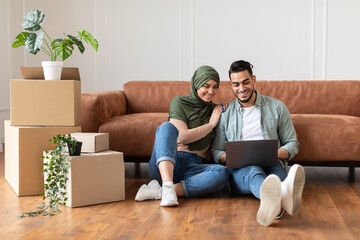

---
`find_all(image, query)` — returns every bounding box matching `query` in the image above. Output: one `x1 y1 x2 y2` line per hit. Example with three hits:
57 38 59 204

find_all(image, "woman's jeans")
148 122 229 197
228 162 287 199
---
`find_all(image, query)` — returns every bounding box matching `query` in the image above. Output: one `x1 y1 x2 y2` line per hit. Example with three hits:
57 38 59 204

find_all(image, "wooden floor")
0 150 359 240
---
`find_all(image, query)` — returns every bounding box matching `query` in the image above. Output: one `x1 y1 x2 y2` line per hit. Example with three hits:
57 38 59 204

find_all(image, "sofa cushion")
256 81 360 116
99 113 168 158
124 81 191 114
292 114 360 162
124 80 360 117
99 112 360 161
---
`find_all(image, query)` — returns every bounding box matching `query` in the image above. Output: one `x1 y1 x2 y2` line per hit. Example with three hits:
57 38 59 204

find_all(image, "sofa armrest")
81 90 126 132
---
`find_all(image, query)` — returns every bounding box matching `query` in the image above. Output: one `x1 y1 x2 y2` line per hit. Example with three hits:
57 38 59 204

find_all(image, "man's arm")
277 103 299 160
211 115 227 164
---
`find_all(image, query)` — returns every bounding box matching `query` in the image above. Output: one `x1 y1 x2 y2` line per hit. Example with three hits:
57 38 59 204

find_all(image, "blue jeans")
148 122 229 197
228 162 287 199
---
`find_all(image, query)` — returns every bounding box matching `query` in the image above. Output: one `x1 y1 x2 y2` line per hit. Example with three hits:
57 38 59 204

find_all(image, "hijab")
169 65 220 150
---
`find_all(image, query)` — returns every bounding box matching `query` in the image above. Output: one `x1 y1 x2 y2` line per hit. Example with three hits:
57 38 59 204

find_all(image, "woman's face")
197 79 219 102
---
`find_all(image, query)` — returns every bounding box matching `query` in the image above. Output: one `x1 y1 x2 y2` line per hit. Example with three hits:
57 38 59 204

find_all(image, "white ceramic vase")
42 61 64 80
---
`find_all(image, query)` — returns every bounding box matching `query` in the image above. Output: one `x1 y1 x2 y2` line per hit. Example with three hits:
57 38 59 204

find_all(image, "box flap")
19 66 81 80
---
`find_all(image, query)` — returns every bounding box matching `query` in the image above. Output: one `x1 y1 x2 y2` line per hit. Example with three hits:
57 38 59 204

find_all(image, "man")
212 60 305 227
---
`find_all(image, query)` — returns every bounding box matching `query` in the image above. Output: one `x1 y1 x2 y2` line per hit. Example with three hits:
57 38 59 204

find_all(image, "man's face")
229 70 256 106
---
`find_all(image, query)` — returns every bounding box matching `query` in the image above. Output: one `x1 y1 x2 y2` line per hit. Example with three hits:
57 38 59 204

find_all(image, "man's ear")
252 75 256 83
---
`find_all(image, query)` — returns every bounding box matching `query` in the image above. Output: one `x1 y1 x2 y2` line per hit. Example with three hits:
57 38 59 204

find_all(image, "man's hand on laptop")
219 153 226 165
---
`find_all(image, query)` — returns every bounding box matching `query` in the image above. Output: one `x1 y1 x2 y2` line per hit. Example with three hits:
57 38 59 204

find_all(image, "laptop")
225 139 278 169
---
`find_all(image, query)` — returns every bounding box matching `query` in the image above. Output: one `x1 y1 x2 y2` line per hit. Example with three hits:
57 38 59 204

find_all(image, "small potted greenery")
12 9 98 80
59 134 83 156
18 134 81 217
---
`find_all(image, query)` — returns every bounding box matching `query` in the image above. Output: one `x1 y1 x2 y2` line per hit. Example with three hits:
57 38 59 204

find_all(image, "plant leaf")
51 38 74 61
25 33 43 54
67 35 85 54
78 30 98 51
35 31 44 50
22 9 45 31
12 32 30 48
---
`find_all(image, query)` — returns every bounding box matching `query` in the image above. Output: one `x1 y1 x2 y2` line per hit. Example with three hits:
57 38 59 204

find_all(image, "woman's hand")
219 102 229 113
209 105 223 128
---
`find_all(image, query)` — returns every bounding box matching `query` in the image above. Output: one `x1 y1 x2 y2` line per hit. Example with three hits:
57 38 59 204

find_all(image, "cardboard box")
4 120 81 196
44 150 125 207
70 132 109 153
10 67 81 126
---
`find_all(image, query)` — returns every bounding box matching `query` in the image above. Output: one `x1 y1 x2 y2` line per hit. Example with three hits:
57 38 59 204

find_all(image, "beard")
236 89 254 103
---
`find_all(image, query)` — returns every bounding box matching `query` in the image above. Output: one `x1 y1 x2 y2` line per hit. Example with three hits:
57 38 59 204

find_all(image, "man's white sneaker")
281 164 305 216
257 175 282 227
135 180 162 201
160 182 178 207
274 208 284 220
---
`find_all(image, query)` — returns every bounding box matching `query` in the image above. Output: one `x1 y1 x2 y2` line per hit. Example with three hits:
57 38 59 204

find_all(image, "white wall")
0 0 10 152
1 0 360 149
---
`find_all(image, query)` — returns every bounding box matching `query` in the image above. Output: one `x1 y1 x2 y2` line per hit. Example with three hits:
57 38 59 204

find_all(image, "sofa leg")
349 167 355 182
135 162 141 177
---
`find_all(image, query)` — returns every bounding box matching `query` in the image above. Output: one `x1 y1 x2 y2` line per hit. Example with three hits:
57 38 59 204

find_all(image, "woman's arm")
169 119 212 144
170 105 223 144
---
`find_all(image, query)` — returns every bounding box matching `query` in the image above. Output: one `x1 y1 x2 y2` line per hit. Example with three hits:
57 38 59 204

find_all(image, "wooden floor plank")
1 151 360 239
314 167 360 239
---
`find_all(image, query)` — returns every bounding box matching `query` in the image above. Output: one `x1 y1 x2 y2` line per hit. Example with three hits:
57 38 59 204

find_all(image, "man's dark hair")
228 60 254 79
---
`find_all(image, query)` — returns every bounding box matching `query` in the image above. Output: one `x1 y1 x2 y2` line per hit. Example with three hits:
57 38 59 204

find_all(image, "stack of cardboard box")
5 67 125 207
5 67 82 196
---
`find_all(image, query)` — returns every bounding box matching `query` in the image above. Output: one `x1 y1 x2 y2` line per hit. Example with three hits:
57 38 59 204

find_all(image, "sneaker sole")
257 175 282 227
288 165 306 216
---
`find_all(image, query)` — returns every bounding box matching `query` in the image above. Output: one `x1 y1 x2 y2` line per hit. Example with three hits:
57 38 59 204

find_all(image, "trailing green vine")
18 134 78 217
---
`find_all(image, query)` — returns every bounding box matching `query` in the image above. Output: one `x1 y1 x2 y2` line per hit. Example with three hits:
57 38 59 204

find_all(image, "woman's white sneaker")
160 181 179 207
135 180 162 201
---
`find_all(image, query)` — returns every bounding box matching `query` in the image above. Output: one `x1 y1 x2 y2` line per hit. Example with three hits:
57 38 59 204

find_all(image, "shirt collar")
236 90 262 114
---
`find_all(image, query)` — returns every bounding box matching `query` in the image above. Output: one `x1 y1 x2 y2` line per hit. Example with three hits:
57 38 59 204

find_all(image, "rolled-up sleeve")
278 103 299 160
211 116 227 163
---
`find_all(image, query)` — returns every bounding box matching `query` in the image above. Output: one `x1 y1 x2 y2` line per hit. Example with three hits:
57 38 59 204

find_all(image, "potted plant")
12 9 98 80
59 134 83 156
18 134 81 217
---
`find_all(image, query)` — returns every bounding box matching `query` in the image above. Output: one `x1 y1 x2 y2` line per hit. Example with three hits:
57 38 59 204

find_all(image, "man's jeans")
228 162 287 199
148 122 229 197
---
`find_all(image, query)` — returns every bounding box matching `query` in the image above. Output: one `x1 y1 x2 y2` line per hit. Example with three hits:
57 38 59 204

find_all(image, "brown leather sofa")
81 80 360 175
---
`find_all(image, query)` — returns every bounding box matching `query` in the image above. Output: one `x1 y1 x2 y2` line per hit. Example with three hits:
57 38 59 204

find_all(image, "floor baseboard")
0 135 3 153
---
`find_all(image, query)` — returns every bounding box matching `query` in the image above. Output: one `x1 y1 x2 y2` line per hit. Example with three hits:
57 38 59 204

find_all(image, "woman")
135 65 229 206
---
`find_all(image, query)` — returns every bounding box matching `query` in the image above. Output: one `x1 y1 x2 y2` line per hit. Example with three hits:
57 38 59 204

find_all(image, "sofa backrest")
124 80 360 117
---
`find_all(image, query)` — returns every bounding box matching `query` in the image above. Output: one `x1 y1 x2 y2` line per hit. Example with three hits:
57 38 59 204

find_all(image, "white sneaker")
148 179 161 187
135 180 162 201
160 182 178 207
281 164 306 216
257 175 282 227
274 208 284 220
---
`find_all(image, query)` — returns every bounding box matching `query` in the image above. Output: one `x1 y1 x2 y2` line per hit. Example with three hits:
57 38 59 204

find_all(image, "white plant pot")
42 61 64 80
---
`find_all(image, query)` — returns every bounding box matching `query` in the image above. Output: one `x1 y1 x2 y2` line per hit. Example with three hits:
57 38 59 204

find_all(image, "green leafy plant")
12 9 98 61
18 134 79 218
